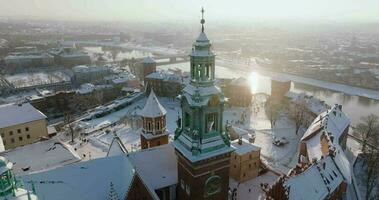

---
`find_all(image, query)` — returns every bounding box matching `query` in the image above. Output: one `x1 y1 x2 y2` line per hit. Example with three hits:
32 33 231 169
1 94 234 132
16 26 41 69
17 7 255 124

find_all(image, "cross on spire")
201 7 205 33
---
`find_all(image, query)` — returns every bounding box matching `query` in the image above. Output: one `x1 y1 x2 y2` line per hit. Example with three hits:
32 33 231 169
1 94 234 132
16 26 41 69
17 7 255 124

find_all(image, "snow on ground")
5 71 70 88
224 95 305 174
229 171 279 200
69 96 181 160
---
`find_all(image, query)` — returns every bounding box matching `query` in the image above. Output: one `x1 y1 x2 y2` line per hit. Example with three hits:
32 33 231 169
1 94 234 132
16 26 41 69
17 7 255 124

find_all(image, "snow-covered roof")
142 56 156 64
1 139 81 176
286 91 329 115
138 90 167 118
128 144 177 191
231 138 260 155
284 155 345 200
107 135 128 157
301 104 349 142
21 155 134 200
0 103 47 129
285 164 329 200
332 145 352 184
73 65 109 73
300 104 352 184
145 71 182 83
77 83 95 94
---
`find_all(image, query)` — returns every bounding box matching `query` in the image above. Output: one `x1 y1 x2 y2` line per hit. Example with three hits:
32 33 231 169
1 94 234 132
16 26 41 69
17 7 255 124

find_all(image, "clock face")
204 175 221 196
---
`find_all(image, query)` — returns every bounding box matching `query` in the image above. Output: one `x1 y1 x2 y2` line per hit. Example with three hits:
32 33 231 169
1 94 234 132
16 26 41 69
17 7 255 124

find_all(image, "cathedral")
127 8 232 200
173 7 232 200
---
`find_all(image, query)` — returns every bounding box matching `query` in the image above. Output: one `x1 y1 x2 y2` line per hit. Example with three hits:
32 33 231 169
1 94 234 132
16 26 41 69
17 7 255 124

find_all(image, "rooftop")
128 144 177 190
0 103 47 129
231 138 260 155
1 139 81 176
138 90 167 118
21 155 134 200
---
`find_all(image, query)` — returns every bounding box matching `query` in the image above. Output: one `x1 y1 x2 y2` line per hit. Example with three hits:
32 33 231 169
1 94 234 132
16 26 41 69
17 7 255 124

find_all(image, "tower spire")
201 7 205 33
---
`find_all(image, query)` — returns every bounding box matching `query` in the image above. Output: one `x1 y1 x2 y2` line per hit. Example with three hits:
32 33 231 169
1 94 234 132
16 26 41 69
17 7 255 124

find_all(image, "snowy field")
5 71 71 88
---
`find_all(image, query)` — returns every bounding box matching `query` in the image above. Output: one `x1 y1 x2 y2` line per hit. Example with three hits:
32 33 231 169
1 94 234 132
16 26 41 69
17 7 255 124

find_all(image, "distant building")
138 90 168 149
49 47 90 67
104 72 139 90
4 51 54 69
145 70 183 98
271 76 291 103
0 103 48 150
230 138 261 182
72 65 111 85
130 57 156 82
224 77 252 107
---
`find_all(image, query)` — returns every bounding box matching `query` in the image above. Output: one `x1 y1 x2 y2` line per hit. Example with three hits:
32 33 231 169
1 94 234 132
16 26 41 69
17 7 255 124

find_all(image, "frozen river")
159 62 379 125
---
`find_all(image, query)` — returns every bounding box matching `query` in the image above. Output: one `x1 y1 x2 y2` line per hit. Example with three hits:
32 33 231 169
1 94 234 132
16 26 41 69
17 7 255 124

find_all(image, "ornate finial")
201 7 205 33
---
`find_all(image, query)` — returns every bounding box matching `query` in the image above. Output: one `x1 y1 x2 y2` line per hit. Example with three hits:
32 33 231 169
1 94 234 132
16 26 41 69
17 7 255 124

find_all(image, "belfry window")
205 113 218 133
185 112 190 128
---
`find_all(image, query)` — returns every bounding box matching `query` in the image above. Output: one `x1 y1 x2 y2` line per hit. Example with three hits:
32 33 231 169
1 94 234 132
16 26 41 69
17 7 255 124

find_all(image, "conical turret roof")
139 90 167 118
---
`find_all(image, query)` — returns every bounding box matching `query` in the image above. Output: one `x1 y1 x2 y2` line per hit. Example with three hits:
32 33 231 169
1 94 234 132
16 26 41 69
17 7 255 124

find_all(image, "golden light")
249 71 259 94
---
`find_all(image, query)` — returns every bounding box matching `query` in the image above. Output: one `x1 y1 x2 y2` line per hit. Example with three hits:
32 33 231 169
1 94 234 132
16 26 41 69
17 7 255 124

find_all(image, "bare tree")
356 114 379 200
64 112 76 144
265 97 281 130
289 99 308 135
356 114 379 154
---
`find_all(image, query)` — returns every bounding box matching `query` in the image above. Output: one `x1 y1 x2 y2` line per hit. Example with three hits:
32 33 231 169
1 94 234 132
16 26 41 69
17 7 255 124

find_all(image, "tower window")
185 112 190 127
205 113 218 133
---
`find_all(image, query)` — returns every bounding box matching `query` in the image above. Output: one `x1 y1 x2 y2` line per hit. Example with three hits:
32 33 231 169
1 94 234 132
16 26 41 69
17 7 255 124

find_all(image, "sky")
0 0 379 23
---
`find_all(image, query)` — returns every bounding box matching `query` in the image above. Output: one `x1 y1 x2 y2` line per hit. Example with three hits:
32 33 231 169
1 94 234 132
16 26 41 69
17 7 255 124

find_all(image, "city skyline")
1 0 379 23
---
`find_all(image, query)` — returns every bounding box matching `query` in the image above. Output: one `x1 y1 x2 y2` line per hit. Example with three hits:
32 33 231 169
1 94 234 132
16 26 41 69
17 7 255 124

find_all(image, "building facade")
145 71 183 98
130 57 157 83
173 8 233 200
0 103 48 150
230 138 261 182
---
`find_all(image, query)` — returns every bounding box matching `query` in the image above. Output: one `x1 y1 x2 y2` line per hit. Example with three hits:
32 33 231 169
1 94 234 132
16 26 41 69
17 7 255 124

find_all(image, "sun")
248 71 259 94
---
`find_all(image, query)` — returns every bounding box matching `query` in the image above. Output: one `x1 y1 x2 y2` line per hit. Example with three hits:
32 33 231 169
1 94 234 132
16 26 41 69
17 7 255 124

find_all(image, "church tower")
173 8 232 200
139 90 169 149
